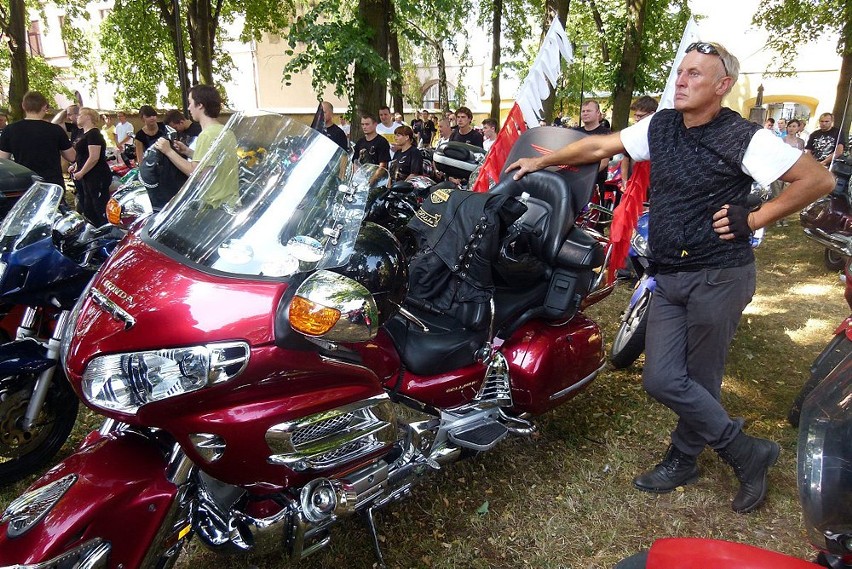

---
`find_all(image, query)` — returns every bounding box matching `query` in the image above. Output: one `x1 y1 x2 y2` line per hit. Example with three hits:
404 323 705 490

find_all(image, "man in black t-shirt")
321 101 349 151
164 109 202 144
353 114 391 168
573 100 612 195
0 91 75 187
449 106 484 147
806 112 843 167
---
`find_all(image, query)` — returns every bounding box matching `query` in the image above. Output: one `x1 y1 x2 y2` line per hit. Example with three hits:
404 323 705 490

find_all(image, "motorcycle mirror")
52 211 87 242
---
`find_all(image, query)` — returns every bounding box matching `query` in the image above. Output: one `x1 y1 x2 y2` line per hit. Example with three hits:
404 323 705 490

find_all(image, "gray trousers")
642 264 756 456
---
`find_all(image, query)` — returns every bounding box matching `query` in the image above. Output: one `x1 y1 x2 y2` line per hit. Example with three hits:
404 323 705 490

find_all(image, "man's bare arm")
505 131 626 179
713 153 835 239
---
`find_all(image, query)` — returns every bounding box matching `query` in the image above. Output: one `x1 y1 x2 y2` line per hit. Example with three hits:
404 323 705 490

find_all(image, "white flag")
514 18 575 127
658 18 701 110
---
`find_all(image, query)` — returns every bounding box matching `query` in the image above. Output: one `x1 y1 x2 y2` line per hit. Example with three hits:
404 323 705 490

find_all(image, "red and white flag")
471 18 573 192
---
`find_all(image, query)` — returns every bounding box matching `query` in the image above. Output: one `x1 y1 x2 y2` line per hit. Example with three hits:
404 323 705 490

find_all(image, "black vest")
647 108 760 272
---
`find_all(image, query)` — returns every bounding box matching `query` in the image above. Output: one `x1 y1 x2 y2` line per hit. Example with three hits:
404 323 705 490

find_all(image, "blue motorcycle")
610 185 769 369
0 182 124 484
610 211 654 369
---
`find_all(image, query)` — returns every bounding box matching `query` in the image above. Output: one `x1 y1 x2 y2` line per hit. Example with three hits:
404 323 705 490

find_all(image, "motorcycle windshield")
797 357 852 556
148 112 387 277
0 182 63 253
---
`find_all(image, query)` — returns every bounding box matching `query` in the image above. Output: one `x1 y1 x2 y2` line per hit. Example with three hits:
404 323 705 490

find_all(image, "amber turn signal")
106 198 122 226
289 296 340 336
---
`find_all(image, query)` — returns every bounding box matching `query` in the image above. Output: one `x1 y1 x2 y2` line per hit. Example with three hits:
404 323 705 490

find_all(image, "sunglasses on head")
686 42 728 76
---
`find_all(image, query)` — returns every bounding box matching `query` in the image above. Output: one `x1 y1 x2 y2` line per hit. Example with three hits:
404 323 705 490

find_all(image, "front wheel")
0 373 79 485
611 290 652 369
824 248 846 271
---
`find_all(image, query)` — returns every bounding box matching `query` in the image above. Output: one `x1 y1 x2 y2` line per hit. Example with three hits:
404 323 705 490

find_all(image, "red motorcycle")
787 257 852 427
0 114 612 567
615 346 852 569
800 156 852 271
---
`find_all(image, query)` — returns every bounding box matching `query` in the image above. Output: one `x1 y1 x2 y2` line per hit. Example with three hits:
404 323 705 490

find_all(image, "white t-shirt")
376 121 402 157
115 121 135 147
483 137 495 152
620 114 803 187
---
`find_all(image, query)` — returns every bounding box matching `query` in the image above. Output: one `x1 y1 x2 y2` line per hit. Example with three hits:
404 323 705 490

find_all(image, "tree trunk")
610 0 647 130
186 0 216 85
353 0 389 140
387 1 404 117
832 19 852 142
587 0 610 63
7 0 27 121
540 0 569 124
489 0 502 121
154 0 193 94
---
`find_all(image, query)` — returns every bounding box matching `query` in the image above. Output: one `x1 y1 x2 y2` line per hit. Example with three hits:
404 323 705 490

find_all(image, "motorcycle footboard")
0 429 184 568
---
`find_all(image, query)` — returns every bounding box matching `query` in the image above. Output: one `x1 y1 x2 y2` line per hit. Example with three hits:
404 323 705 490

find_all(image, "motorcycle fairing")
63 234 286 384
0 430 180 568
645 538 818 568
135 344 390 488
0 237 95 308
0 337 57 375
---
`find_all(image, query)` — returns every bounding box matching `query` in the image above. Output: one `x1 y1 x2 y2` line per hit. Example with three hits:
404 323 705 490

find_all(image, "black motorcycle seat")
384 307 489 376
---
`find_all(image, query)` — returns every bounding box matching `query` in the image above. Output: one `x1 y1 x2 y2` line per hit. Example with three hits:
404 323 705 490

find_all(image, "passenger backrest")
490 170 577 265
499 126 599 217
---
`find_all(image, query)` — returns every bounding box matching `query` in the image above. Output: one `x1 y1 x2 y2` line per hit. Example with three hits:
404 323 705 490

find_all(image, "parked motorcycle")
800 155 852 271
0 182 124 484
615 348 852 569
610 184 770 369
0 112 611 567
787 256 852 428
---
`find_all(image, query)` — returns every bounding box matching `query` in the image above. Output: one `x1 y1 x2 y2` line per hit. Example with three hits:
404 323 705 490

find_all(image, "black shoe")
716 432 781 513
633 444 700 493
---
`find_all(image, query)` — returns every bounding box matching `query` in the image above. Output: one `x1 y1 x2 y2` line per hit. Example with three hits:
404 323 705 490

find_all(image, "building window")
27 20 43 56
58 16 67 55
422 81 457 111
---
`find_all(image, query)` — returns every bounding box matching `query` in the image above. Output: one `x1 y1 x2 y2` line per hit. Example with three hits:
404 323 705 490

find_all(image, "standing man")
377 106 402 156
776 118 787 138
507 41 834 514
321 101 349 150
52 103 82 144
574 100 612 198
436 118 453 147
115 111 135 164
806 112 844 167
481 118 499 152
0 91 75 187
353 114 391 170
153 84 237 208
449 106 483 147
419 110 436 148
0 111 8 137
164 109 202 143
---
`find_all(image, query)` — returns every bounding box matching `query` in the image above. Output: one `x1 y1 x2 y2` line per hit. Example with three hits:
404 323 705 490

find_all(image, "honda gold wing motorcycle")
0 182 124 484
0 113 609 568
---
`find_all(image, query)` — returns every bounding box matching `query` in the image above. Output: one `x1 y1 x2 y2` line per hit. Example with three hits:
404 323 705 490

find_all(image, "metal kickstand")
361 506 387 569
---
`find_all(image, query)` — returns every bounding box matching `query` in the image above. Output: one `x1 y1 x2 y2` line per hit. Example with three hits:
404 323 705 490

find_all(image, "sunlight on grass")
785 318 834 345
788 283 837 297
744 295 788 316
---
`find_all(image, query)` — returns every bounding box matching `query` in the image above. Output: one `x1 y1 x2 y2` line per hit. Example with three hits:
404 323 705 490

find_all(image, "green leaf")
476 500 489 515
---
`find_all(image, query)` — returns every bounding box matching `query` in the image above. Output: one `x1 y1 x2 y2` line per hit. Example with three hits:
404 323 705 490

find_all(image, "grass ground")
2 215 844 569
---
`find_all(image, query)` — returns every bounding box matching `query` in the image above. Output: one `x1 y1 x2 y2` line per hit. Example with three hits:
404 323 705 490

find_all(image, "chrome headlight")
1 474 76 538
630 231 649 257
81 341 249 414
